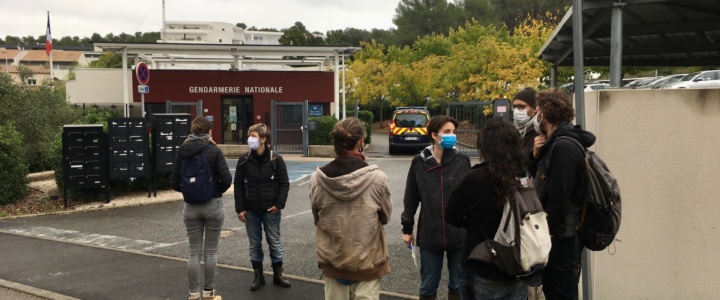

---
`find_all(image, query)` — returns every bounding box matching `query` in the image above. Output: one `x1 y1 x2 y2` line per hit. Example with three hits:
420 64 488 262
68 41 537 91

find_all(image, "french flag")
45 11 52 56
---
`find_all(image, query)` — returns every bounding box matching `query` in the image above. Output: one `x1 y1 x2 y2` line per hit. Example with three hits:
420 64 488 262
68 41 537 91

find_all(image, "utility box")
493 99 511 121
152 113 191 174
62 124 110 207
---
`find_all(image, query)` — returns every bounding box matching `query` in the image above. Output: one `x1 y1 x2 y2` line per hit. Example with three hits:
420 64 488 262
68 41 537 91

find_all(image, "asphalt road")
0 132 464 299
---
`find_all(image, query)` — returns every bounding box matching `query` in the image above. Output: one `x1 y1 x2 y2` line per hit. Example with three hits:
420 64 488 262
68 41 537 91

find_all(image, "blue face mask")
439 134 457 149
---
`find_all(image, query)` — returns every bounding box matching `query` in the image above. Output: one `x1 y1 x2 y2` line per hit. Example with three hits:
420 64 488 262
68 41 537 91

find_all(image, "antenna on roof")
162 0 166 42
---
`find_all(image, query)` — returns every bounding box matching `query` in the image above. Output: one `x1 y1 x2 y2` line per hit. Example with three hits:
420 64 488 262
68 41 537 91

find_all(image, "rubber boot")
272 262 291 288
250 262 265 291
448 291 461 300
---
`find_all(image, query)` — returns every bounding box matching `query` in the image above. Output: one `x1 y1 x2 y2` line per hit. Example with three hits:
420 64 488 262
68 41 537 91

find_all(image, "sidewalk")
0 232 412 300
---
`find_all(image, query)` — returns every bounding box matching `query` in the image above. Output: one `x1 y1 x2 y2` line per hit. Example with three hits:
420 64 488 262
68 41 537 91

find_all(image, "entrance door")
222 97 253 144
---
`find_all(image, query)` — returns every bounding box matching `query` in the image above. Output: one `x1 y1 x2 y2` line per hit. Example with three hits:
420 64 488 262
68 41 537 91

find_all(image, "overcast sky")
1 0 400 39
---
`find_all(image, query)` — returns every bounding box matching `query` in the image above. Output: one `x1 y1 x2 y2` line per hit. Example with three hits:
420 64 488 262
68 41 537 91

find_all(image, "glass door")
222 96 253 144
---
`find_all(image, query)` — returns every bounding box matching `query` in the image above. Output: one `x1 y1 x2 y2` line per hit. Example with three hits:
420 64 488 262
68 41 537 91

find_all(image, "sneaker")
202 290 222 300
189 292 201 300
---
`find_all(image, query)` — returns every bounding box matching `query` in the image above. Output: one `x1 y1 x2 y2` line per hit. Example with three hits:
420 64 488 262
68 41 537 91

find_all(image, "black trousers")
542 235 584 300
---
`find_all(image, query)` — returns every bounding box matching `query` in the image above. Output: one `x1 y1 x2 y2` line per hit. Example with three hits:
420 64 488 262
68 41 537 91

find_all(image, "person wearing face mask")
528 89 596 300
401 115 471 300
512 87 540 165
234 123 291 291
310 117 392 300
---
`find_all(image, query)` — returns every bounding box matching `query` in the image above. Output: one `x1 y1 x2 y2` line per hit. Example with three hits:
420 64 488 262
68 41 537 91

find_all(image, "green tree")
17 65 33 84
88 52 127 68
279 22 325 46
0 123 29 204
236 23 247 29
393 0 463 46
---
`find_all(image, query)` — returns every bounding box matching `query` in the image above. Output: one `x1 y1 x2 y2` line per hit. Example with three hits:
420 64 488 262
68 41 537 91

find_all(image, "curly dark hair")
476 118 525 206
536 88 575 125
427 115 459 144
330 118 367 154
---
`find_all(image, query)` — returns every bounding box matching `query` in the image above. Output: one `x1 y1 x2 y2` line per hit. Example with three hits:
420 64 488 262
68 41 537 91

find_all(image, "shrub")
309 115 339 145
349 110 374 144
0 123 29 204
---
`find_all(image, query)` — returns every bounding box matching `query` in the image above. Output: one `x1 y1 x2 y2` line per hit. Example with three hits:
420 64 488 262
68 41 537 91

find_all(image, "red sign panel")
136 62 150 85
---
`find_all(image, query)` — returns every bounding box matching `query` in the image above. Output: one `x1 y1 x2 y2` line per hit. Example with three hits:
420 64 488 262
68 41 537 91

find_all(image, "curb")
0 278 80 300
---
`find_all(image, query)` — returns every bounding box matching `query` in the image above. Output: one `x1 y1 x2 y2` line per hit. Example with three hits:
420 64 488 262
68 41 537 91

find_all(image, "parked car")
388 106 431 154
643 74 687 89
561 82 609 93
663 70 720 89
623 77 659 89
584 83 610 91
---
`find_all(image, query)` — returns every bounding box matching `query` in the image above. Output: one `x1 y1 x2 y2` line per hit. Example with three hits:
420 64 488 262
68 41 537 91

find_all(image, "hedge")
349 110 374 144
309 115 339 145
0 124 29 204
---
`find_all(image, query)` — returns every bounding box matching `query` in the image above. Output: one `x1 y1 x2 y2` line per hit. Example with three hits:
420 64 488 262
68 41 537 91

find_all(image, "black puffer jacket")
234 149 289 213
529 122 596 238
401 146 471 252
170 138 232 199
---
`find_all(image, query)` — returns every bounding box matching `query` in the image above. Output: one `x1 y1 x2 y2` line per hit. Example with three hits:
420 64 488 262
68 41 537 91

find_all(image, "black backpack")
180 145 217 204
554 137 622 251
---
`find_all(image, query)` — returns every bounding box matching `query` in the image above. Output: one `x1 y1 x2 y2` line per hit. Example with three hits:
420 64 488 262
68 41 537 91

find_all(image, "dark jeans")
458 265 528 300
245 210 284 265
419 247 462 296
542 235 583 300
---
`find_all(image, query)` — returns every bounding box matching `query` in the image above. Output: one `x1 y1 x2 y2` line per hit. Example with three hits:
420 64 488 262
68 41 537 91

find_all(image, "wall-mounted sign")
309 105 323 116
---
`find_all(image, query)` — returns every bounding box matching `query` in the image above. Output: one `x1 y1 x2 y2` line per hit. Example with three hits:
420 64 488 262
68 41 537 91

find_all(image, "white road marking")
229 210 312 231
5 226 183 251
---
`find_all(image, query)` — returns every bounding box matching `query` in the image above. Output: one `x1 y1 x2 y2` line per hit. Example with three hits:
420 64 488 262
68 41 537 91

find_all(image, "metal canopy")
93 42 361 67
538 0 720 67
92 42 361 118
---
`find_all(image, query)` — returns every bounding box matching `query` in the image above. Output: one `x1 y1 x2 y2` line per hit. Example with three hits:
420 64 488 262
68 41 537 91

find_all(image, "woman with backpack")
170 116 233 300
445 118 529 300
234 123 291 291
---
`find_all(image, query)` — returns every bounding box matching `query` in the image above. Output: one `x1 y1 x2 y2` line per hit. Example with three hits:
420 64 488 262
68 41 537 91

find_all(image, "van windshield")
394 113 428 127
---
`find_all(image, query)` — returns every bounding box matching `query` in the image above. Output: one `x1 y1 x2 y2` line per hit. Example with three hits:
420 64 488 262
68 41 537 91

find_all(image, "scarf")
184 133 217 145
515 114 537 138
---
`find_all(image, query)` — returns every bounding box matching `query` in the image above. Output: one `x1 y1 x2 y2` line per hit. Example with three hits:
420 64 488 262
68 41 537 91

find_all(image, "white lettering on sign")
187 86 284 94
244 86 283 94
188 86 242 93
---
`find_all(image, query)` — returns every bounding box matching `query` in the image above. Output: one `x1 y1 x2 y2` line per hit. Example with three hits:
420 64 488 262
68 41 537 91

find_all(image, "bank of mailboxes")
152 114 191 174
108 118 149 178
62 124 109 189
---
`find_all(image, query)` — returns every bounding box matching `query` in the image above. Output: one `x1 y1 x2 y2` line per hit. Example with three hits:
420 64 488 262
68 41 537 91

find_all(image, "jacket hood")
418 145 461 168
177 137 213 159
551 122 596 148
314 165 381 201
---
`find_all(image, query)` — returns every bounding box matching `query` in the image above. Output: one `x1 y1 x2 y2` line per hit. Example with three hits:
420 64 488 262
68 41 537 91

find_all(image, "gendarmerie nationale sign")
188 86 284 94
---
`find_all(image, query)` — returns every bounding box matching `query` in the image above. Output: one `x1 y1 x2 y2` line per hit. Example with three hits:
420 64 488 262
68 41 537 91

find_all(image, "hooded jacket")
529 122 596 238
401 145 471 252
170 135 232 199
234 149 289 213
310 155 392 281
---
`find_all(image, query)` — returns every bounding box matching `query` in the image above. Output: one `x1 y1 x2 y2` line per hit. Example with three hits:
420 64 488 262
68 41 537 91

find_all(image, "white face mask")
513 108 530 125
247 136 261 150
534 115 544 135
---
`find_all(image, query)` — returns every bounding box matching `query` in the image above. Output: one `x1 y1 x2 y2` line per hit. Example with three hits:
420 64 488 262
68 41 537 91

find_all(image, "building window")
254 36 263 41
219 39 222 43
27 78 37 85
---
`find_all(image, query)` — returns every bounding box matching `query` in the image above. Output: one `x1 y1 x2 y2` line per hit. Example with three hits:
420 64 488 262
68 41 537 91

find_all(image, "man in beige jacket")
310 118 392 300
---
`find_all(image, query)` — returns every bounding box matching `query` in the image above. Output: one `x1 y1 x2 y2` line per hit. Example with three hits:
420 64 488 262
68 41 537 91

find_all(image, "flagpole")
47 11 53 80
